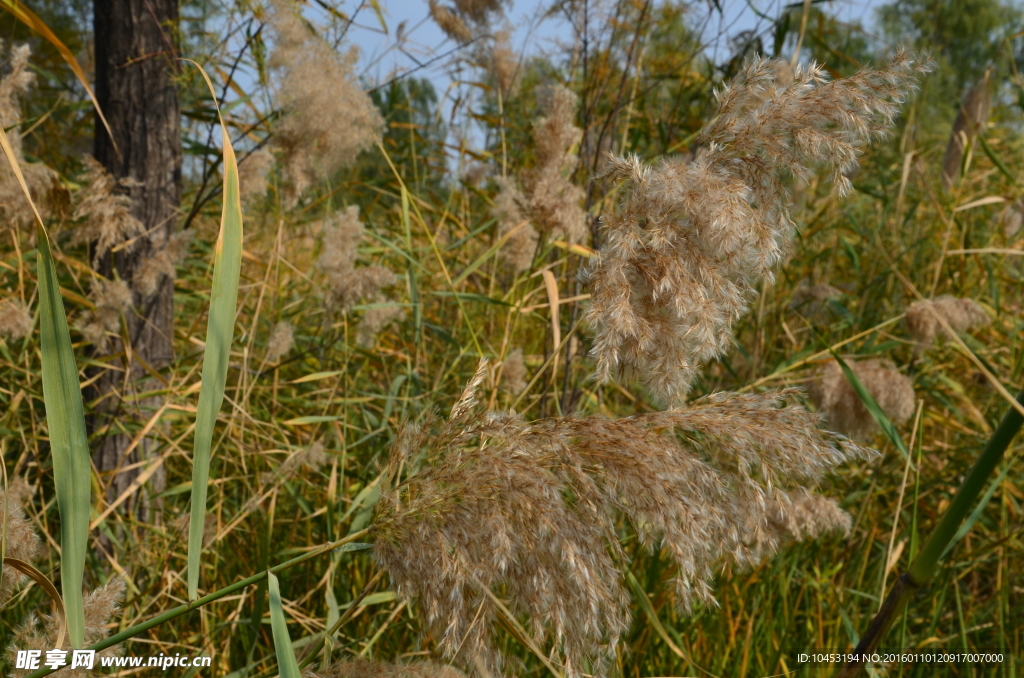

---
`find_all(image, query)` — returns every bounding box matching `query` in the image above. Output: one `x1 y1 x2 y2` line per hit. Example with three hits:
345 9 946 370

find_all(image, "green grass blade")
185 61 244 601
0 117 89 648
36 229 91 648
267 572 302 678
830 351 910 457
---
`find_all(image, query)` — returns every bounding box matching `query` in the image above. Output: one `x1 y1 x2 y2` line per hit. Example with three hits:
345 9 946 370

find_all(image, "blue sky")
344 0 888 91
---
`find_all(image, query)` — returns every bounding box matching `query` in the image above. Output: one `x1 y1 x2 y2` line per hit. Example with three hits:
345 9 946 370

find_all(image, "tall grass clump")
371 55 925 676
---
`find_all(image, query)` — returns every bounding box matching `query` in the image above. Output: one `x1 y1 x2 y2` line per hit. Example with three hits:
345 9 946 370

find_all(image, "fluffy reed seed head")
374 368 870 677
491 177 538 273
268 0 383 205
356 304 406 348
525 85 587 243
490 29 518 96
134 229 192 298
238 147 276 203
583 53 927 403
0 297 33 341
905 295 989 347
428 0 473 44
428 0 506 43
71 156 144 265
318 206 396 311
76 278 133 352
9 578 126 677
310 658 467 678
0 42 61 227
492 84 585 271
809 358 916 441
266 320 295 362
0 482 42 608
500 347 527 395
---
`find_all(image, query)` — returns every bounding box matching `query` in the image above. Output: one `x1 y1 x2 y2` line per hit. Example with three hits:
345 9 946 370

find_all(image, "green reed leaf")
0 115 89 649
35 230 90 648
830 351 910 458
185 61 243 601
268 572 302 678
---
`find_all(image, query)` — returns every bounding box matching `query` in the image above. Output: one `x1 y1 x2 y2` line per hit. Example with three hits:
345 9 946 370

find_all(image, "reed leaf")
185 61 244 601
268 571 302 678
830 350 910 457
0 119 90 648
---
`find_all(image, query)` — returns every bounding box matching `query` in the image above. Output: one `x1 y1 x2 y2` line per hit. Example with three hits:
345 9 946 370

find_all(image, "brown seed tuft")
375 376 870 676
71 157 144 265
500 347 528 395
0 481 43 608
268 0 383 205
0 42 63 228
904 296 989 347
0 297 33 341
134 229 192 298
583 54 927 403
8 577 126 676
238 147 276 203
309 658 467 678
266 321 295 362
75 278 133 352
809 358 916 441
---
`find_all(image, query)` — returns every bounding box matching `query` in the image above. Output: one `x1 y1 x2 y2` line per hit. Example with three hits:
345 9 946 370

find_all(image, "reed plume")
809 358 916 441
9 578 126 677
0 297 33 341
71 157 144 266
500 347 527 395
905 296 989 347
316 206 403 346
268 0 383 205
374 363 870 677
0 481 42 608
941 72 991 190
266 320 295 362
311 658 466 678
238 147 276 203
492 84 586 272
0 41 62 228
583 53 927 402
75 278 133 353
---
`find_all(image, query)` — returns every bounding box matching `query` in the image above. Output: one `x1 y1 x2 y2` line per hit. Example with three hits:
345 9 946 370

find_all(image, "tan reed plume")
492 84 587 272
316 205 403 346
310 658 467 678
582 53 928 403
809 358 916 441
0 297 33 342
905 295 989 347
70 157 144 266
267 0 383 205
374 366 871 677
0 41 62 229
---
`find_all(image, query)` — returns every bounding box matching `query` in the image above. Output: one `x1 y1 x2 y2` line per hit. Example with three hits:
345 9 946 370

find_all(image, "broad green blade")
185 62 244 601
0 116 89 649
830 351 910 457
36 231 91 649
267 572 302 678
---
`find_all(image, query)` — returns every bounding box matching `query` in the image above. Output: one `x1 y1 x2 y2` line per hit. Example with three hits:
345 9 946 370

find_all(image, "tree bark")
92 0 182 521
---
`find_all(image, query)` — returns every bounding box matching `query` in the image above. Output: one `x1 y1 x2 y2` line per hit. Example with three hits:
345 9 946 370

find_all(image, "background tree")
91 0 182 515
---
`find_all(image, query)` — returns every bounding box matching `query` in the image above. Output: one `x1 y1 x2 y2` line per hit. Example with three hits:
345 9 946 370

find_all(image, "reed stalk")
836 388 1024 677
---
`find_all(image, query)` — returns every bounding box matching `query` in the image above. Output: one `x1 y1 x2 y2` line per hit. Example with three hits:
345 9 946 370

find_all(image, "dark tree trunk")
92 0 182 521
